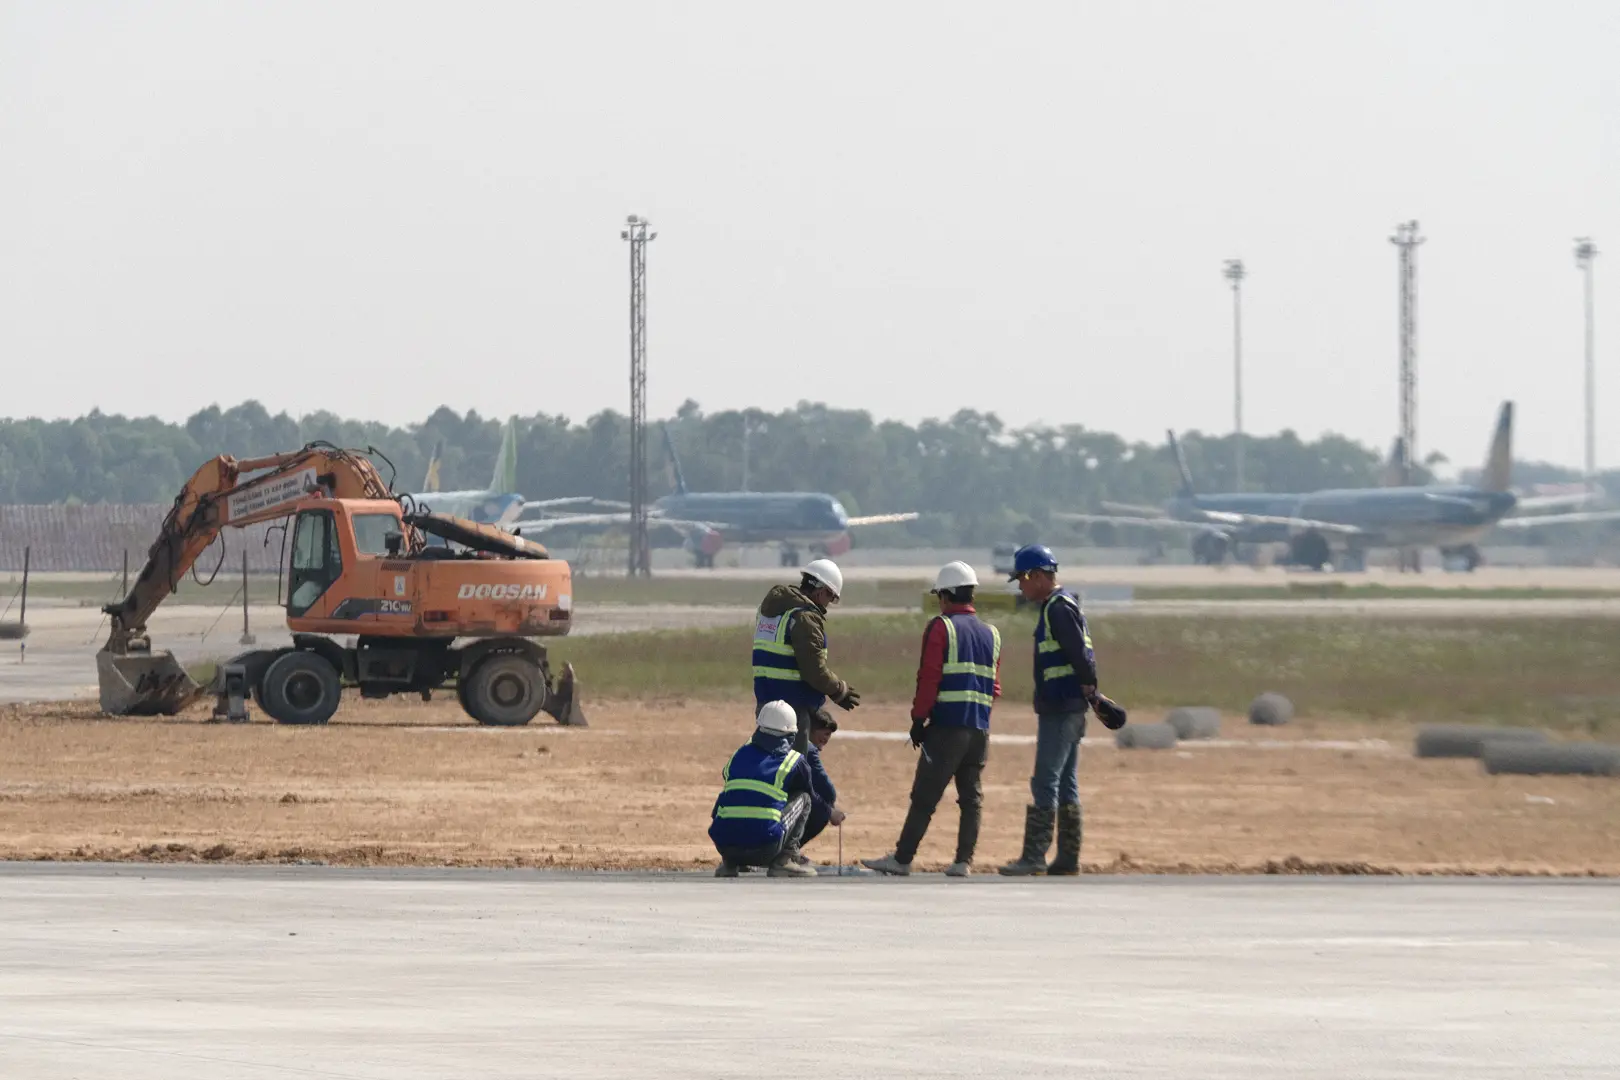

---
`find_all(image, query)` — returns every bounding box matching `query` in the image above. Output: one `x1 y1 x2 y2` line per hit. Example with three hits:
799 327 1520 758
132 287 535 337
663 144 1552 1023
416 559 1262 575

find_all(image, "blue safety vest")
708 741 804 850
1034 588 1092 705
930 613 1001 729
751 606 827 711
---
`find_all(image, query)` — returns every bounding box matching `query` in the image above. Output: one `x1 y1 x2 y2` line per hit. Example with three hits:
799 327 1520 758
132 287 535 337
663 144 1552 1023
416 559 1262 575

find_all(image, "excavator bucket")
544 661 587 727
96 649 204 716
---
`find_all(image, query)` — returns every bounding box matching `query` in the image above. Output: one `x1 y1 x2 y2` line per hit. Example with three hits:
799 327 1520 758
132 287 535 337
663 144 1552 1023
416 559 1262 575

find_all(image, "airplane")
513 427 920 567
1059 402 1620 572
407 417 594 528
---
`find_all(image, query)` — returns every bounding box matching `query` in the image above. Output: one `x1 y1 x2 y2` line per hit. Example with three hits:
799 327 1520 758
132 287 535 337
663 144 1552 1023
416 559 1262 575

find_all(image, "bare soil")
2 696 1617 874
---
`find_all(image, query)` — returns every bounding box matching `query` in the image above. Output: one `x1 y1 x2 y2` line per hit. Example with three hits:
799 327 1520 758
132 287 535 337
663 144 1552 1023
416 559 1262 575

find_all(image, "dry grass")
550 614 1620 736
2 696 1618 874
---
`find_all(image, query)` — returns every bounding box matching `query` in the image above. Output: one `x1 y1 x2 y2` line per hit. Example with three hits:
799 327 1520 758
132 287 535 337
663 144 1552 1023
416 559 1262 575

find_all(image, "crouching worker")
802 709 847 855
709 700 820 878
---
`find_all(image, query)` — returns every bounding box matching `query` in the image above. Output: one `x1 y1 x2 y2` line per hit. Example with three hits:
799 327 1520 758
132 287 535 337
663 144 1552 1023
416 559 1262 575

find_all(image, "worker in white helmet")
862 561 1001 877
750 557 860 753
709 700 819 877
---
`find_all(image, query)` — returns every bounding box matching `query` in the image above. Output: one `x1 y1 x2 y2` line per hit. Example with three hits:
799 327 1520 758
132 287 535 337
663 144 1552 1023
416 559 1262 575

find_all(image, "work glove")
1092 693 1128 731
908 718 927 749
835 688 861 711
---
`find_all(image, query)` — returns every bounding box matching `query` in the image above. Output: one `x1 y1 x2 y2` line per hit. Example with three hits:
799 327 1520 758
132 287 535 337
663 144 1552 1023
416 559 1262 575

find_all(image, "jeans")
1030 711 1085 809
895 725 989 864
716 792 812 869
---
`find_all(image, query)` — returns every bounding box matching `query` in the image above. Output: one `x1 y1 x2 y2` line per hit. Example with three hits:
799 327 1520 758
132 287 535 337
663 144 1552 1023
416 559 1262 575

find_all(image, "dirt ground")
2 696 1617 875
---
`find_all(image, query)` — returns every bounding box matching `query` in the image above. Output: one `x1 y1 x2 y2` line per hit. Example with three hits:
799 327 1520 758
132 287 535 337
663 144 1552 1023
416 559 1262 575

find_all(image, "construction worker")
862 561 1000 878
999 544 1124 876
801 710 847 858
751 558 860 752
710 700 819 878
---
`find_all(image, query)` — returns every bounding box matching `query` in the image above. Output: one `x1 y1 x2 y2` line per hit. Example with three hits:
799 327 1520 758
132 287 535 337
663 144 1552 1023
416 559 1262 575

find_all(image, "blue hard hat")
1010 544 1058 580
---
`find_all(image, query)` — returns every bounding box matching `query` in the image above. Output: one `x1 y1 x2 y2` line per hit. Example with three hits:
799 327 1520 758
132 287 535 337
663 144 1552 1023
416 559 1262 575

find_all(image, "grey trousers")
894 725 989 865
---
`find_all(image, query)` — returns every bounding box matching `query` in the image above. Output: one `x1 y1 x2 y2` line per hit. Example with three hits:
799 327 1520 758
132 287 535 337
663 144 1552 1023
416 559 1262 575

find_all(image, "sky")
1 1 1616 471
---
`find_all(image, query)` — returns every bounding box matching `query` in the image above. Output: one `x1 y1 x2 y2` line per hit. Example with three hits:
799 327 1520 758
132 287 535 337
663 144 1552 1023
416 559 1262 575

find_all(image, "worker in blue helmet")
999 544 1124 875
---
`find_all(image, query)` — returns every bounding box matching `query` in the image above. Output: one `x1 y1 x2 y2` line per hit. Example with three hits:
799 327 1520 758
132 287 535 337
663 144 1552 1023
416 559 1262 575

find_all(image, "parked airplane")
514 427 919 567
408 418 592 527
1061 402 1620 571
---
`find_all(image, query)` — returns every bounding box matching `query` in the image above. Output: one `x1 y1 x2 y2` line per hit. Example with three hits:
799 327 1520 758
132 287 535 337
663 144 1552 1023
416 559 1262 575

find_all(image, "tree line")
0 400 1606 547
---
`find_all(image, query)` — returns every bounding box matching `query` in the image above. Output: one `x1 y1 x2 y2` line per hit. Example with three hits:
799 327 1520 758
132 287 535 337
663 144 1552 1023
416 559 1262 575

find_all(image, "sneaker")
945 861 971 877
792 852 812 866
714 861 739 878
860 853 911 876
766 855 817 878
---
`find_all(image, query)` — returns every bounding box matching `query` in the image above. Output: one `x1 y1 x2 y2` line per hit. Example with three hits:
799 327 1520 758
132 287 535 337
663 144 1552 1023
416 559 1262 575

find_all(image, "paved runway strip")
0 865 1614 1078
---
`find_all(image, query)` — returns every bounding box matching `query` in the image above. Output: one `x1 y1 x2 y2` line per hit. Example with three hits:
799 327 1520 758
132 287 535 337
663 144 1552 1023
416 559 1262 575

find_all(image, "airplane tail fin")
1380 437 1406 487
422 439 444 493
1167 430 1195 497
1480 401 1513 493
491 417 519 493
662 424 689 495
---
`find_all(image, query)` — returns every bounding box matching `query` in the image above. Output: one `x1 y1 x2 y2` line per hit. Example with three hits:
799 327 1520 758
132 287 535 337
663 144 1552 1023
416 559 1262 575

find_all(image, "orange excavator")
99 442 583 726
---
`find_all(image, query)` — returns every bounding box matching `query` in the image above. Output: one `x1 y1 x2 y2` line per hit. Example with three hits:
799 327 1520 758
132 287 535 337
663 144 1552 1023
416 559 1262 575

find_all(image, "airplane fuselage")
1172 485 1521 549
652 491 852 545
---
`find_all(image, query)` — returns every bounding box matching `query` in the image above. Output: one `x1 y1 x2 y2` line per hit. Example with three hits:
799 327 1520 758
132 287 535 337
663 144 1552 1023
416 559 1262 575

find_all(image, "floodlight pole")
1223 259 1247 491
622 215 656 578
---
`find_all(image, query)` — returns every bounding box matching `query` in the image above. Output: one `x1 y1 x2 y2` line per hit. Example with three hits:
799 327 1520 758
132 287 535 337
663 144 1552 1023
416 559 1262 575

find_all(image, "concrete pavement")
1 865 1615 1078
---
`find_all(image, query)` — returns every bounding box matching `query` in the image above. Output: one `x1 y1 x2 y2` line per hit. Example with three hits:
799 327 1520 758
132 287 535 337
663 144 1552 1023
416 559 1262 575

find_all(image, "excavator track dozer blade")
543 661 587 727
96 649 204 716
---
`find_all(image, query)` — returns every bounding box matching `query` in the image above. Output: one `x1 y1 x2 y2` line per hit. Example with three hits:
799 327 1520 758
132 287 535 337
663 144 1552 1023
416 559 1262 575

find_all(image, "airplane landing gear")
1440 545 1481 572
779 546 801 568
1191 532 1230 566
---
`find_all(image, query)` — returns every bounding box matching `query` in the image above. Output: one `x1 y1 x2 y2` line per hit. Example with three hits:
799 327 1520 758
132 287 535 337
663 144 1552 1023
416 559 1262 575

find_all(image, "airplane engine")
822 532 853 557
1286 531 1333 572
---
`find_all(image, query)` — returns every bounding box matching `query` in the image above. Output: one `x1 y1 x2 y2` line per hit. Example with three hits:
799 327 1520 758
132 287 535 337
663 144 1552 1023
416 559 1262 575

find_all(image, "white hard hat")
756 700 798 737
802 558 843 598
932 560 979 592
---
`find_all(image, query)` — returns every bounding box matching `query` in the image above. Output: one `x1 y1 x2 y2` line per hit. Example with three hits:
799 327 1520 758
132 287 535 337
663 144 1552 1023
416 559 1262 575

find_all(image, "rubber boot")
998 805 1055 876
1047 803 1082 876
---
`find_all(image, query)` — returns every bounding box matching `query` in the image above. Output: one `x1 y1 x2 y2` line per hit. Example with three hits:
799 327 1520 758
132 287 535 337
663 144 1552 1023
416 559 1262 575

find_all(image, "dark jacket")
708 731 814 850
1035 589 1098 717
758 584 848 700
805 743 837 812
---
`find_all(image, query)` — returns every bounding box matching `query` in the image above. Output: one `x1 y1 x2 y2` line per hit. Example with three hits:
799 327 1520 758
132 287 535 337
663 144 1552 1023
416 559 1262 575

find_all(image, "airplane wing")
844 512 920 527
1494 509 1620 529
523 497 630 514
1513 492 1602 512
508 512 735 535
1057 510 1364 535
1057 512 1232 533
1200 511 1365 535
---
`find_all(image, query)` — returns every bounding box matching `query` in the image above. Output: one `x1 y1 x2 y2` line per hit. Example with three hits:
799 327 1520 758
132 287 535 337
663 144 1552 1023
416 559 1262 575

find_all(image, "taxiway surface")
0 865 1614 1078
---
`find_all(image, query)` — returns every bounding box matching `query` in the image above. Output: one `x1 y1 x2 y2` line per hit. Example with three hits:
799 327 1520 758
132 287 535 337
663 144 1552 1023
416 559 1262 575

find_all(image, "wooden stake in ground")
17 545 27 664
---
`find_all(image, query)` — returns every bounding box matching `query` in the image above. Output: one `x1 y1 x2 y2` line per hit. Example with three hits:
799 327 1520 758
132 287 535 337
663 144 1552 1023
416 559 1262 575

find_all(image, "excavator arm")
98 443 403 714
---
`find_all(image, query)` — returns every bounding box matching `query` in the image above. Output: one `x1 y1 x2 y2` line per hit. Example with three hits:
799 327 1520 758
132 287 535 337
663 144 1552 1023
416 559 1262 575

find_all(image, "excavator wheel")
462 653 545 727
260 650 342 726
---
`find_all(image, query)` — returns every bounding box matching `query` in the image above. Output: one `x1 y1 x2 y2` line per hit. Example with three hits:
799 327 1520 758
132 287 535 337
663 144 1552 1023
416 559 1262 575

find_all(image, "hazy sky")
2 1 1615 470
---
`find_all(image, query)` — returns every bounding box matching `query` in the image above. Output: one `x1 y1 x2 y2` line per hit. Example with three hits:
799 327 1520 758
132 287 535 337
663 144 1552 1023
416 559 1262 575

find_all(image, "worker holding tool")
751 559 861 752
710 700 820 878
862 561 1000 878
999 545 1127 877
